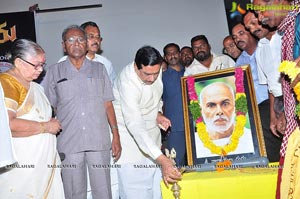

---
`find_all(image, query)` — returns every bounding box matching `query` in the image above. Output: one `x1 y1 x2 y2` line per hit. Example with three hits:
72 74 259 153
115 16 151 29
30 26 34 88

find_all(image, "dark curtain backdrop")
224 0 251 34
0 11 36 72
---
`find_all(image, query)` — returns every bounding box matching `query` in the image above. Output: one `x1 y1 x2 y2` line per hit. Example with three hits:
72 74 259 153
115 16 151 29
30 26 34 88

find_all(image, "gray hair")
7 39 44 65
199 82 235 107
62 25 87 41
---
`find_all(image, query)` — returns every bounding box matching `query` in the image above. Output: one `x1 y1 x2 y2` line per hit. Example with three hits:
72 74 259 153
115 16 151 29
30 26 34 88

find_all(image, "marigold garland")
187 67 248 156
278 61 300 117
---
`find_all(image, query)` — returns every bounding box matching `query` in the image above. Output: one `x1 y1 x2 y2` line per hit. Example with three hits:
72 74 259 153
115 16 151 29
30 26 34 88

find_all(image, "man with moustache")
43 25 121 199
252 0 300 197
223 35 242 61
58 21 116 83
162 43 186 166
253 0 300 155
243 10 283 138
195 82 254 158
184 35 235 76
243 11 276 40
232 23 281 162
180 46 194 68
113 46 182 198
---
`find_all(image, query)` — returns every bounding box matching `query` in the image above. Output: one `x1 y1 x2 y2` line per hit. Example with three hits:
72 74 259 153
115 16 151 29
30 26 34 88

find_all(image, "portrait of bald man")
194 79 255 159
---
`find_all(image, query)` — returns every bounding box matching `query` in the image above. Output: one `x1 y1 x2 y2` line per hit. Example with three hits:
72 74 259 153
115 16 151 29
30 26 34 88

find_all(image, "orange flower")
216 160 232 172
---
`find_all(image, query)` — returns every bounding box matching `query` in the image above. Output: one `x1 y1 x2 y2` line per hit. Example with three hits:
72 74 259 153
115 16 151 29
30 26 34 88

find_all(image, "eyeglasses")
87 34 102 40
65 37 86 44
19 57 46 70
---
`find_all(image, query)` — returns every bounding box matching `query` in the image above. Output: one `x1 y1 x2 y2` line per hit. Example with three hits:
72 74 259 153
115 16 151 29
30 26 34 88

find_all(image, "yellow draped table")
161 163 279 199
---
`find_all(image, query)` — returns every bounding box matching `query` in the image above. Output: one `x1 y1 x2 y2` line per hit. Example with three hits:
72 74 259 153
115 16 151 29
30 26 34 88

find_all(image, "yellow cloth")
161 164 278 199
281 127 300 199
0 73 28 111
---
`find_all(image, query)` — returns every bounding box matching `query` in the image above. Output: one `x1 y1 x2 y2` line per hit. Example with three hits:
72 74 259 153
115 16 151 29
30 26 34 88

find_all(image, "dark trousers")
165 131 187 166
258 100 282 162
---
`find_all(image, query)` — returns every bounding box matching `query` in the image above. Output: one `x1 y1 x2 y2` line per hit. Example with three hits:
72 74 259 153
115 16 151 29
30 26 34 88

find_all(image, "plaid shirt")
277 0 300 157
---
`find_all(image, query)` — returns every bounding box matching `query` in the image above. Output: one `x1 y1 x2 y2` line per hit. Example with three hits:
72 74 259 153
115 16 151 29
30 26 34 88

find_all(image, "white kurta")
113 62 164 199
113 62 163 164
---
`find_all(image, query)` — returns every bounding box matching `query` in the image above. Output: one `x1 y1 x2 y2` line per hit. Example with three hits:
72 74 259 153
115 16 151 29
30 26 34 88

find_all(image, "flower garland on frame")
278 60 300 117
187 67 248 156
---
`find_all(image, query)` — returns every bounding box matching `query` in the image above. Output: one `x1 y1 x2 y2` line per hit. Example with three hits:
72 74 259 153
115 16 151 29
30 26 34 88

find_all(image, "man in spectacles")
43 25 121 199
58 21 118 199
58 21 116 84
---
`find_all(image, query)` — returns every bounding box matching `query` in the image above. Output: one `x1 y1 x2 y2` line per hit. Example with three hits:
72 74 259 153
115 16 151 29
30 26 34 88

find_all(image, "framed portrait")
181 65 268 170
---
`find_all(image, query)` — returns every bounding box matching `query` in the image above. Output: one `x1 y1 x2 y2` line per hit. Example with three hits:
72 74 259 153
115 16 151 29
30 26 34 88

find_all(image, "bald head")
199 82 236 138
223 35 241 59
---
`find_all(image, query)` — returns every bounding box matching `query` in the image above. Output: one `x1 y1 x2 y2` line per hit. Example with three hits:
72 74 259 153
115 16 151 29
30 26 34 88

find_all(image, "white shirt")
113 62 163 164
256 32 282 97
195 127 254 159
184 52 236 76
58 54 116 84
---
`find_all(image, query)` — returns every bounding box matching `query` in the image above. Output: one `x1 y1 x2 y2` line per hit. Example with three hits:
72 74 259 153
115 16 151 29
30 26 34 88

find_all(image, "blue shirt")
162 66 185 132
293 14 300 59
236 51 269 104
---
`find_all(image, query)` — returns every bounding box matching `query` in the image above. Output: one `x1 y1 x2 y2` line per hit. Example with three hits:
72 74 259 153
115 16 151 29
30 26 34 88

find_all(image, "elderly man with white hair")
194 81 254 158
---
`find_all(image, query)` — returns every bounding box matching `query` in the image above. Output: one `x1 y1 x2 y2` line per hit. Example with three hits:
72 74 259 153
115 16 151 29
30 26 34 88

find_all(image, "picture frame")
181 65 268 170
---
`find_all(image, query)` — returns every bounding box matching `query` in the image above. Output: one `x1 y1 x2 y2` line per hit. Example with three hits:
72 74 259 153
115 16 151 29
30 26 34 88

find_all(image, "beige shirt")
113 62 163 164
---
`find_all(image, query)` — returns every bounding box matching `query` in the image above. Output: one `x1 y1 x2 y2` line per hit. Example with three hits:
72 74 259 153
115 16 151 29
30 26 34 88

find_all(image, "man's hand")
156 155 182 187
111 133 121 162
270 114 280 137
275 112 286 135
156 112 171 131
